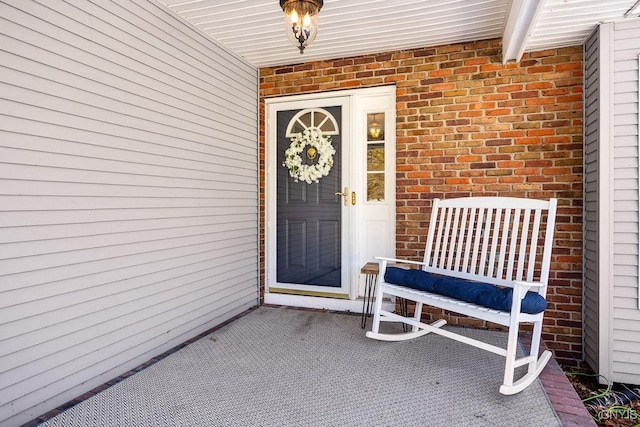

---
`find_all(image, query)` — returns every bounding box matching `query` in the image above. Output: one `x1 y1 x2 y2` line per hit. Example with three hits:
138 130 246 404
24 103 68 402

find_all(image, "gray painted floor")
39 306 560 426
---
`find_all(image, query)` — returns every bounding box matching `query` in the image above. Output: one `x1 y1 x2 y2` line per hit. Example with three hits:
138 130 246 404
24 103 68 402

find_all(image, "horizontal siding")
0 1 258 426
611 19 640 385
582 27 600 373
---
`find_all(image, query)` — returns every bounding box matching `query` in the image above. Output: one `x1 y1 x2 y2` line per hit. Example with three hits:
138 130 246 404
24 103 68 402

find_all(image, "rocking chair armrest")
513 280 545 288
374 256 427 268
510 280 547 318
513 280 545 298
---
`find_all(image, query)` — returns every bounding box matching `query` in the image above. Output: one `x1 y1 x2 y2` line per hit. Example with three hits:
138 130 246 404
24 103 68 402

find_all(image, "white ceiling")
159 0 640 68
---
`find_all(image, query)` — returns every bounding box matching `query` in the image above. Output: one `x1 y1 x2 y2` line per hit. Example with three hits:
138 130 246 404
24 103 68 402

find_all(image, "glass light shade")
280 0 322 54
367 112 385 141
369 123 381 139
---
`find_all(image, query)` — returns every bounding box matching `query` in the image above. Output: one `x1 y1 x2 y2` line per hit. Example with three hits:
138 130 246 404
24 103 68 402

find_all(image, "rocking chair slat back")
422 197 557 295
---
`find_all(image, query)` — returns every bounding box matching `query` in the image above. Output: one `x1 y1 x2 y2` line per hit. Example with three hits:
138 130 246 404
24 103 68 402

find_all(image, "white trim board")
264 292 395 313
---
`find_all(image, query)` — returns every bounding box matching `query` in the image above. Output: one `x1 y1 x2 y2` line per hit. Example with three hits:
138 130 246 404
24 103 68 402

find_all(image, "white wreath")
282 128 335 184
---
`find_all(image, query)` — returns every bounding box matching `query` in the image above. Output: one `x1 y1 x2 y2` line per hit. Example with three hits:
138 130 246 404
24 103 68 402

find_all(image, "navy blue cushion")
384 267 547 314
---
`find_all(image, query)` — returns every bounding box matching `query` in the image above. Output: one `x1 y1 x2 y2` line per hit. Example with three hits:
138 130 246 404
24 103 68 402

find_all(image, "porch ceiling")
158 0 640 67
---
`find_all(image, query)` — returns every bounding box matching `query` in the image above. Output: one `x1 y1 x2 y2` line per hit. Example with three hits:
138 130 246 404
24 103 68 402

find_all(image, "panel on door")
276 107 342 288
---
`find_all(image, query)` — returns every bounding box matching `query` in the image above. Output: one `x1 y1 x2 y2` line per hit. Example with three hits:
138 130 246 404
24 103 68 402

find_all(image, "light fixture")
369 114 382 140
279 0 323 54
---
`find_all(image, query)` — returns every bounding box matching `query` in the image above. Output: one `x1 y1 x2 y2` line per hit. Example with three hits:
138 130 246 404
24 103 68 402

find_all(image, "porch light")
369 114 382 140
279 0 323 54
369 123 381 140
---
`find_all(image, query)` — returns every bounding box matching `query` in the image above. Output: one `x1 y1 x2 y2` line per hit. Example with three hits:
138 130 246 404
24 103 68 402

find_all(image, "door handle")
335 187 349 206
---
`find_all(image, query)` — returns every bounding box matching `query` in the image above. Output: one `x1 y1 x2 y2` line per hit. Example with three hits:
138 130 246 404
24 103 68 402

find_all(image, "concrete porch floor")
24 306 595 427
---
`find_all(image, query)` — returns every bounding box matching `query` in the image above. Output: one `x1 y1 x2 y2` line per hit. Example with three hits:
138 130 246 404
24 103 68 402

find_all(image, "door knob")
335 187 349 206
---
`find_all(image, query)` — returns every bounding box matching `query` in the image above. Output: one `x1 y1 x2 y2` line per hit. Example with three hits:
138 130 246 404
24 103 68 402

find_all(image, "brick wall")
259 39 584 366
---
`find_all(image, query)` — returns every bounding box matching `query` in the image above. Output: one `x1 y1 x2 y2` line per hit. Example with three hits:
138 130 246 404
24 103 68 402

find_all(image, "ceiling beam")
501 0 545 64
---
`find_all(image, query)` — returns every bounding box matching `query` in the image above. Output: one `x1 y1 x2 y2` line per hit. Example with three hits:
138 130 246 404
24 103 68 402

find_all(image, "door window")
366 112 385 201
286 109 339 137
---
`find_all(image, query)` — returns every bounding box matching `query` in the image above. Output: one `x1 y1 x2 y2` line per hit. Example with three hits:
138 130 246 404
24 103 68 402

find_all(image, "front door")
265 87 396 308
271 103 349 297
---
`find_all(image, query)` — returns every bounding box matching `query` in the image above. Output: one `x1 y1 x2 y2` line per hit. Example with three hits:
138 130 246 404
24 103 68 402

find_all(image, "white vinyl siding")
0 1 258 426
611 19 640 385
583 27 601 373
584 19 640 386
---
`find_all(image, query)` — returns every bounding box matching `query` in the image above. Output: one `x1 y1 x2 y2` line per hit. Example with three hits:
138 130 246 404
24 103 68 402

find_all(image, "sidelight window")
366 112 385 201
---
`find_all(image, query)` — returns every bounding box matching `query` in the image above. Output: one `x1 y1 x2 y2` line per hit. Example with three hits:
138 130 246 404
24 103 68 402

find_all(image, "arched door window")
285 108 339 137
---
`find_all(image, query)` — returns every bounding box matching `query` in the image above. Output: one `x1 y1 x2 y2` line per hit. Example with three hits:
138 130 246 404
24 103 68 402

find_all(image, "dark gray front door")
276 107 342 288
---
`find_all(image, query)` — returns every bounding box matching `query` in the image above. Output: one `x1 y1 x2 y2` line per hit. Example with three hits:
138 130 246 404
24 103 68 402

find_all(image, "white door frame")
264 86 396 311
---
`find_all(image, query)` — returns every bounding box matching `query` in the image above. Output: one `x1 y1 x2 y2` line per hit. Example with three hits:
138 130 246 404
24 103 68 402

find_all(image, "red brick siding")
259 39 584 366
